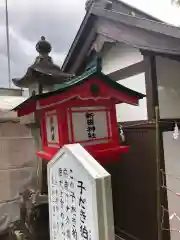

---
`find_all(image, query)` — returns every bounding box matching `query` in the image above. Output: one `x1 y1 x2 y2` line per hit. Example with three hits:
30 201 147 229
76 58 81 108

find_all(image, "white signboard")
69 106 111 143
47 143 115 240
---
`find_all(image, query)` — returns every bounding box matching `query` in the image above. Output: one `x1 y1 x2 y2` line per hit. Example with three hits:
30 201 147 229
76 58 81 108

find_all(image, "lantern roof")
13 65 145 116
12 36 73 88
54 65 144 99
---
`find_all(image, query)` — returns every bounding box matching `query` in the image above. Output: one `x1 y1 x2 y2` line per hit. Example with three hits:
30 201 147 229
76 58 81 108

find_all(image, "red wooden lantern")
14 67 145 165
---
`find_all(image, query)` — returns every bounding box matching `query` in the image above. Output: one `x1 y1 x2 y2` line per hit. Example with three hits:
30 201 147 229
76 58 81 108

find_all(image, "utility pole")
5 0 11 88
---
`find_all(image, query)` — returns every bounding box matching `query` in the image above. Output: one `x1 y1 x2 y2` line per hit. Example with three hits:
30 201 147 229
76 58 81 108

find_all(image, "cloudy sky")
0 0 180 88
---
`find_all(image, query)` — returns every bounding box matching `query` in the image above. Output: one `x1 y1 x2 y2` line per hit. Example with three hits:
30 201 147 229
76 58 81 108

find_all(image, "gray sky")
0 0 180 88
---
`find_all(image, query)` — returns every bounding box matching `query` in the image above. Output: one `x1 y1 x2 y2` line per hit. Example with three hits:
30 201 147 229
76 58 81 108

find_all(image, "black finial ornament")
36 36 52 55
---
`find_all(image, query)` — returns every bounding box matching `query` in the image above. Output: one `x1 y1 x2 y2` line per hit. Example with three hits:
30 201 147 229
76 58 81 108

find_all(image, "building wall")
102 42 143 74
116 73 147 122
156 56 180 119
163 131 180 240
101 42 147 122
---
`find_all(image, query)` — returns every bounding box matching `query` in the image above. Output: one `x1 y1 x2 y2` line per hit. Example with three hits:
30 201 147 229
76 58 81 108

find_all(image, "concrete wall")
156 56 180 119
0 88 22 97
101 42 147 122
0 122 37 233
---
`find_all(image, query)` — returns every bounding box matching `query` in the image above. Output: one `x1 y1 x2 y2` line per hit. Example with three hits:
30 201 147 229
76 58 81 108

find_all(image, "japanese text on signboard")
50 167 91 240
70 106 110 143
45 110 59 145
85 112 96 139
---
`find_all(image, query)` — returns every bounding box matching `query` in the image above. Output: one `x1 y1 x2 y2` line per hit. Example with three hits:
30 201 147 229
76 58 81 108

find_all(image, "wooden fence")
105 120 170 240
